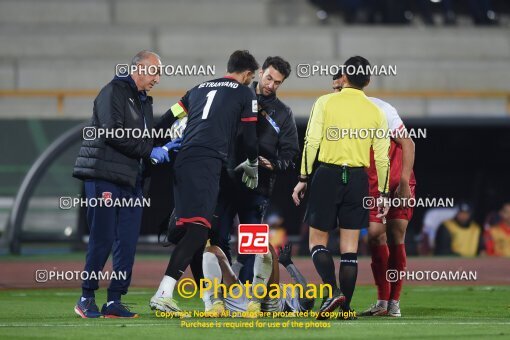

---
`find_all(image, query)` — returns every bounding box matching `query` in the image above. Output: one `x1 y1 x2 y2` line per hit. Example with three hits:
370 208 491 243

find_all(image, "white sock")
155 275 176 298
202 252 222 310
252 253 272 300
377 300 388 308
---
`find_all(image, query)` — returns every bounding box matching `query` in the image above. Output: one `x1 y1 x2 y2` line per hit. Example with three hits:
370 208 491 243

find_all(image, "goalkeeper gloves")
234 158 258 189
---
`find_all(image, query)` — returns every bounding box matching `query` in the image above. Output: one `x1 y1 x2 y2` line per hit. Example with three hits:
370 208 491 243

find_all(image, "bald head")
131 50 161 66
130 50 162 92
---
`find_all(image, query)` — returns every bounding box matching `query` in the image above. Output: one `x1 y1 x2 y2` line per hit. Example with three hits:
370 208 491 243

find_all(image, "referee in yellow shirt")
292 56 391 319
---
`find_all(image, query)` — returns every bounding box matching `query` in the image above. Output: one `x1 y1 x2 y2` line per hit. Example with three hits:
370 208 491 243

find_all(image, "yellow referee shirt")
301 88 390 193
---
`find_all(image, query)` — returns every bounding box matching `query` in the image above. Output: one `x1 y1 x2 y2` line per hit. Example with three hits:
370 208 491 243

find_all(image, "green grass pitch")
0 285 509 339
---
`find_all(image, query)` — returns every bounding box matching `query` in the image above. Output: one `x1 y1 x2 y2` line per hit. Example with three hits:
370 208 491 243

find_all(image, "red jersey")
367 97 416 195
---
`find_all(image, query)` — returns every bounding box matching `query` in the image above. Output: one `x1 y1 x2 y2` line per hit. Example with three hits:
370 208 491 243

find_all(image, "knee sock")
370 244 390 305
160 223 209 297
311 245 338 291
155 275 176 299
190 247 205 282
388 244 406 301
339 252 358 309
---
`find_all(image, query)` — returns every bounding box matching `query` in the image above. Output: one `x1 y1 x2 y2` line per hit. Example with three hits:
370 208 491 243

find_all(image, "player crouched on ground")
201 243 314 317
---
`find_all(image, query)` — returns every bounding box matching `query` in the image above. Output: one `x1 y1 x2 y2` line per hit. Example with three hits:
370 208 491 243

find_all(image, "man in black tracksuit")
72 51 181 318
211 56 300 282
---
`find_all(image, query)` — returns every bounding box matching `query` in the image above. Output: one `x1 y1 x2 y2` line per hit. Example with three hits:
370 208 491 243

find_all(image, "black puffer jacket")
73 77 154 188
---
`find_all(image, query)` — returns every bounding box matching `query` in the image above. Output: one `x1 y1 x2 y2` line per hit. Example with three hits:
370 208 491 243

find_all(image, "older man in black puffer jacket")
72 50 180 319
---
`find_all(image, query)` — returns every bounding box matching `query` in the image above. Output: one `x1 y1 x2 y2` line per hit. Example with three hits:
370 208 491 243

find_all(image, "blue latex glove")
150 147 170 164
164 138 182 152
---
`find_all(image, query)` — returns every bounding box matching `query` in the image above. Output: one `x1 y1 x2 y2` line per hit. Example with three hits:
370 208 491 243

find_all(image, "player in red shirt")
364 98 416 318
334 73 416 317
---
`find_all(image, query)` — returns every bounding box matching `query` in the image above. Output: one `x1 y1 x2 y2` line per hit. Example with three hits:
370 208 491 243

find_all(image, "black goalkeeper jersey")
175 76 258 161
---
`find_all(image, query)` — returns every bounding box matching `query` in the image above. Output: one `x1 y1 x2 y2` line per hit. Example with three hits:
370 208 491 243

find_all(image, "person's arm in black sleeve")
100 84 153 159
271 107 299 173
241 121 258 161
434 224 455 256
240 89 258 161
153 107 178 145
154 93 190 144
234 88 259 189
154 108 178 132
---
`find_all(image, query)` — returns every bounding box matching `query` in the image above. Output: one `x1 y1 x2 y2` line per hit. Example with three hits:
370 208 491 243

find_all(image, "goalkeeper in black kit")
149 50 260 312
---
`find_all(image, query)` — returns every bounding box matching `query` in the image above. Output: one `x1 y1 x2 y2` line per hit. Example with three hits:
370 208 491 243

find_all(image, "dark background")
3 118 510 252
142 117 510 250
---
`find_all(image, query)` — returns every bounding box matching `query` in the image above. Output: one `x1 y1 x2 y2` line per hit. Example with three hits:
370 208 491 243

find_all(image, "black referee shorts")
305 163 369 231
173 150 223 229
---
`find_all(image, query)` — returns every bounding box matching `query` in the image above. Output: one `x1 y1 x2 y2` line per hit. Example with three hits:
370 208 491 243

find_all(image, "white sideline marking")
332 322 510 326
51 291 151 297
9 291 151 297
0 323 182 327
410 286 509 292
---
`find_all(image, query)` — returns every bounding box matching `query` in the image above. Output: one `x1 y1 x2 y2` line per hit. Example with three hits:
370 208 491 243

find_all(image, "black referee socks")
339 252 358 309
311 245 338 290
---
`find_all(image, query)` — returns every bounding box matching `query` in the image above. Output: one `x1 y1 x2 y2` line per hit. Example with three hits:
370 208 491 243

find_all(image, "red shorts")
369 185 415 224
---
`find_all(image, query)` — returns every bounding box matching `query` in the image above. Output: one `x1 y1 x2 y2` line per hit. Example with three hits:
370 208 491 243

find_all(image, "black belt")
319 162 365 184
319 162 365 171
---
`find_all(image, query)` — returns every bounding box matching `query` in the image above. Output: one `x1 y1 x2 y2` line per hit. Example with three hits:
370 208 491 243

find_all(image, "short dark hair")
227 50 259 73
262 56 291 80
343 56 371 88
332 69 342 81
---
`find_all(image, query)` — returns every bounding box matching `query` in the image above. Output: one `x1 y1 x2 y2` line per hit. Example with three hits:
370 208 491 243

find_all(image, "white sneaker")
387 300 401 317
244 300 261 318
149 295 181 312
205 300 226 317
360 302 388 316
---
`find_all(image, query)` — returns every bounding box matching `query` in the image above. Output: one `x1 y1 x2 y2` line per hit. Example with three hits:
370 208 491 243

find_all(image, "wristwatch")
298 175 308 183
